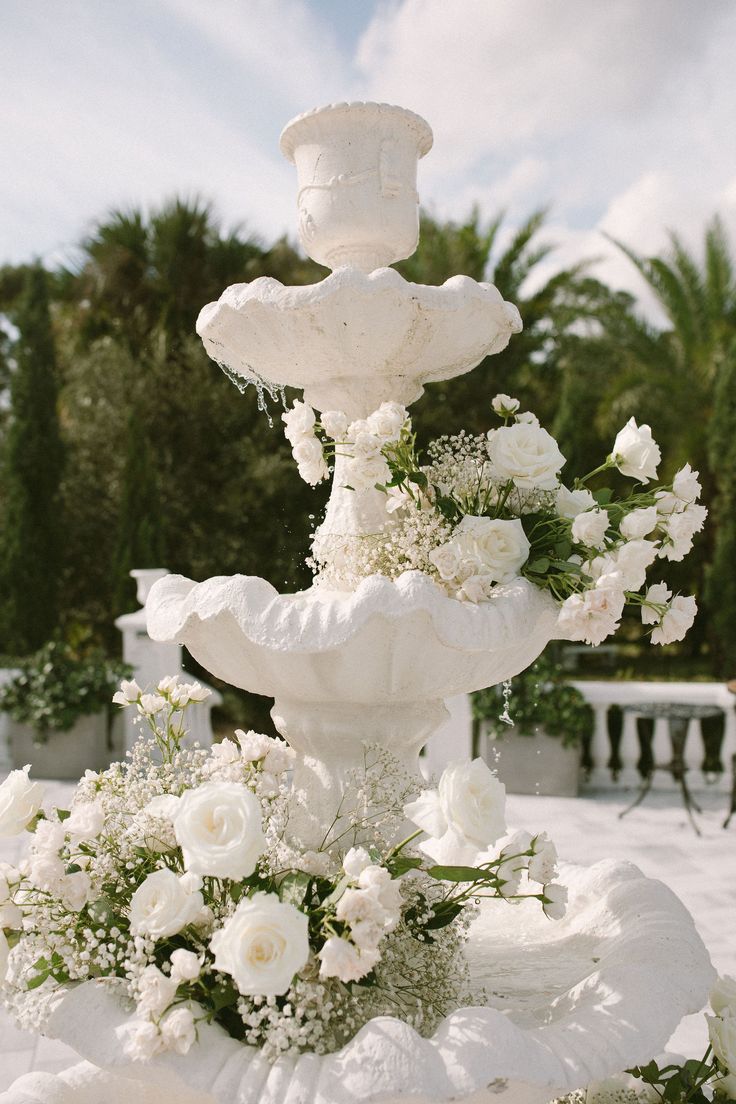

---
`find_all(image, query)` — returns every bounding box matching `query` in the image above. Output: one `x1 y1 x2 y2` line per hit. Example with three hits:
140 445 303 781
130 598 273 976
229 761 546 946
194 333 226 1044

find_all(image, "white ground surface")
1 781 734 1092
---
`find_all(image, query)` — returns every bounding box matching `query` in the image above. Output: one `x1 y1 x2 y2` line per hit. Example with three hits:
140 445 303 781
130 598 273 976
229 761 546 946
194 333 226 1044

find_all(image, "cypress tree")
112 411 165 615
0 266 64 654
705 341 736 675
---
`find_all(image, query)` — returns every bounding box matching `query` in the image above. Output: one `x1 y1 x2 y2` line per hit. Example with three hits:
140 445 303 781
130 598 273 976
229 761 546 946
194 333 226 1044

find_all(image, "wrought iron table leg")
669 718 701 835
619 773 653 819
724 754 736 829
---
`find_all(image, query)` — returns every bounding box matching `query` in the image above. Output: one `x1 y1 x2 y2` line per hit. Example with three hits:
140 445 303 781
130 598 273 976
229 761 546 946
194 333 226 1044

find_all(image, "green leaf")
323 873 351 908
426 864 489 882
279 871 311 907
525 557 550 573
387 855 423 876
210 980 239 1011
593 488 613 505
409 470 428 488
425 902 464 930
65 863 82 875
56 809 71 822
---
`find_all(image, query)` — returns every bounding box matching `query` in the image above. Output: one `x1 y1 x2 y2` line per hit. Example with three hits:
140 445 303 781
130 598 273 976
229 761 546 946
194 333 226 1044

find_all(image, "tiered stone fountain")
2 102 713 1104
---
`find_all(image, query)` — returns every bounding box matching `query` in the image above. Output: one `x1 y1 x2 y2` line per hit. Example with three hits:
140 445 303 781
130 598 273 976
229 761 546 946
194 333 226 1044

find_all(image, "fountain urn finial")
280 101 433 273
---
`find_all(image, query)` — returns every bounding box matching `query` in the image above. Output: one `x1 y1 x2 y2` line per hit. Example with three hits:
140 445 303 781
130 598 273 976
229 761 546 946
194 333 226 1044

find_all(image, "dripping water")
499 679 514 726
213 357 287 428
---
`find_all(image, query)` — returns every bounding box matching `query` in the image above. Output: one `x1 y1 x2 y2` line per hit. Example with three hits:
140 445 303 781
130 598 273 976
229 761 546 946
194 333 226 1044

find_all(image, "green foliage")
112 412 165 616
0 266 64 654
627 1054 723 1104
705 339 736 674
472 653 593 747
0 640 129 738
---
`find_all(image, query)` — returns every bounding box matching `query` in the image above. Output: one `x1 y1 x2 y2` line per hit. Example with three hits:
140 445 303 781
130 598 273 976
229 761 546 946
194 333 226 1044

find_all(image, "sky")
2 0 735 319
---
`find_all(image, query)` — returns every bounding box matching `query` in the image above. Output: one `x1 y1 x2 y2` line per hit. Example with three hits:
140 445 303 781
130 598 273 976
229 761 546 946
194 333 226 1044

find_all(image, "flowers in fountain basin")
286 392 705 650
0 676 565 1063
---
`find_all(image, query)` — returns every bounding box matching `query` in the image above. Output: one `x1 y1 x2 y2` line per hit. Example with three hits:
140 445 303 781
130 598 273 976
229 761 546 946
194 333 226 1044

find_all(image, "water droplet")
499 679 514 726
213 357 286 428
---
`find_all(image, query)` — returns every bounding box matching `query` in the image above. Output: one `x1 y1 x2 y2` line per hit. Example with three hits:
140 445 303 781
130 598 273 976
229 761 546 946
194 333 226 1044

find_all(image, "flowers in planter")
0 675 565 1062
0 639 130 741
282 395 705 650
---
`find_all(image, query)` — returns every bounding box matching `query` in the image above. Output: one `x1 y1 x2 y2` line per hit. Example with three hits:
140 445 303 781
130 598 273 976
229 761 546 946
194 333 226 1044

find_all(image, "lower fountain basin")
1 859 713 1104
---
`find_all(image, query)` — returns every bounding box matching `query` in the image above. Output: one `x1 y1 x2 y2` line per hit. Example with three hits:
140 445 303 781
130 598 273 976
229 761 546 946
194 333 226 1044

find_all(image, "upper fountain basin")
196 267 522 419
146 570 557 705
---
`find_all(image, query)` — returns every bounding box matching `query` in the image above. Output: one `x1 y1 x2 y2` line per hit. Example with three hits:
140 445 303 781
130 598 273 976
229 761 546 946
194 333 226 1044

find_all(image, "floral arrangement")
0 675 566 1064
472 653 594 747
0 639 130 742
282 394 706 648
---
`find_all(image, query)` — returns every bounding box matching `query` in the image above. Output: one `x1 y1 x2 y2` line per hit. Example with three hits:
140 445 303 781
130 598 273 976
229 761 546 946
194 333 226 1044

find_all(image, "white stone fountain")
1 102 713 1104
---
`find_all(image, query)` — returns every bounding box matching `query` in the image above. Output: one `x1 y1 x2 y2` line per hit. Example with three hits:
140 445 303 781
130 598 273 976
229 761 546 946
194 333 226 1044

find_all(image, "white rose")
558 582 625 646
174 782 265 880
542 882 568 920
320 410 349 440
344 455 390 491
490 829 533 897
210 892 309 998
611 418 661 482
182 682 211 704
712 976 736 1018
343 847 373 879
65 801 105 841
357 866 403 927
335 887 386 929
491 393 520 416
61 870 91 912
366 401 407 441
318 936 378 982
527 833 558 884
487 423 566 490
292 437 328 486
708 1012 736 1073
571 508 610 550
157 675 180 693
112 678 142 706
659 503 707 561
28 852 65 893
235 729 272 762
137 964 178 1016
651 595 697 645
170 948 202 983
139 693 167 715
515 411 540 426
641 582 672 626
613 539 658 590
555 485 596 519
673 463 701 504
654 490 680 516
0 767 44 837
121 1019 165 1061
160 1006 197 1055
0 929 9 982
620 506 658 540
31 818 65 855
453 515 530 583
406 759 507 858
0 901 23 929
282 400 316 444
457 573 494 604
129 868 204 939
428 542 462 582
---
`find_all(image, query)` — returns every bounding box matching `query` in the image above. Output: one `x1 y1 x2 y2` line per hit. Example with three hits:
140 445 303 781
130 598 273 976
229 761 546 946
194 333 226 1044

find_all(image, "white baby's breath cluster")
298 395 705 651
0 680 565 1065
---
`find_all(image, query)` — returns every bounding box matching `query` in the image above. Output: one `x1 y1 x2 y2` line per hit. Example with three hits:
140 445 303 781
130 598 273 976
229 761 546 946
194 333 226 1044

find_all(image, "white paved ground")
1 782 734 1092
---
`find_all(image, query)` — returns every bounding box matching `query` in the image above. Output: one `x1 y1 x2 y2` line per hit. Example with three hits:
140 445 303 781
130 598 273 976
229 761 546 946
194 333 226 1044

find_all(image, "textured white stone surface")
279 102 433 272
0 859 713 1104
196 266 521 418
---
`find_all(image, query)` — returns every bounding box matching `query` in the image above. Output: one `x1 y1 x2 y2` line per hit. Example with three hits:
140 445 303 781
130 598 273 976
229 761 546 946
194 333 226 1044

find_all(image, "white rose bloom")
350 431 384 461
487 423 565 490
571 508 610 550
403 789 447 839
0 767 44 837
112 678 142 705
336 887 387 929
659 503 707 561
542 882 568 920
139 693 167 715
343 846 373 879
515 411 540 426
122 1019 165 1061
61 870 91 912
65 801 105 841
651 595 697 645
0 874 9 903
557 582 625 646
320 410 349 440
137 964 178 1016
458 573 495 604
611 418 661 482
157 675 180 693
235 729 272 762
428 542 462 582
318 936 379 982
0 929 9 982
620 506 658 540
673 462 701 503
711 976 736 1018
129 868 204 939
654 490 680 516
527 833 558 885
28 853 65 893
31 818 65 855
292 436 328 486
161 1006 197 1055
418 827 484 866
612 539 658 591
282 400 316 444
491 393 520 416
174 782 265 880
183 682 211 704
478 829 533 897
439 758 507 848
453 515 530 583
707 1011 736 1074
357 866 403 928
555 485 595 519
641 582 672 625
210 892 309 998
170 948 202 983
366 401 407 441
0 901 23 929
344 455 390 492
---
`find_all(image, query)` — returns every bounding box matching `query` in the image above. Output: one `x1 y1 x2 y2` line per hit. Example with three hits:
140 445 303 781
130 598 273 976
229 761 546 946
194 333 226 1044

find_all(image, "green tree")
705 340 736 674
112 412 166 616
0 266 65 654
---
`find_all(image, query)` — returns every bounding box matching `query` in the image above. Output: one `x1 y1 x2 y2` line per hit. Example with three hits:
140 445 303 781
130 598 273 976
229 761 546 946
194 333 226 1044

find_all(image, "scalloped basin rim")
44 859 714 1103
146 570 560 656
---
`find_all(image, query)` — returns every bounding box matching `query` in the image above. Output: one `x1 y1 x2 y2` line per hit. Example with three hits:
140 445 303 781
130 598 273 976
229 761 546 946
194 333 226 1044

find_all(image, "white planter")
483 724 582 797
279 101 433 272
8 711 110 779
